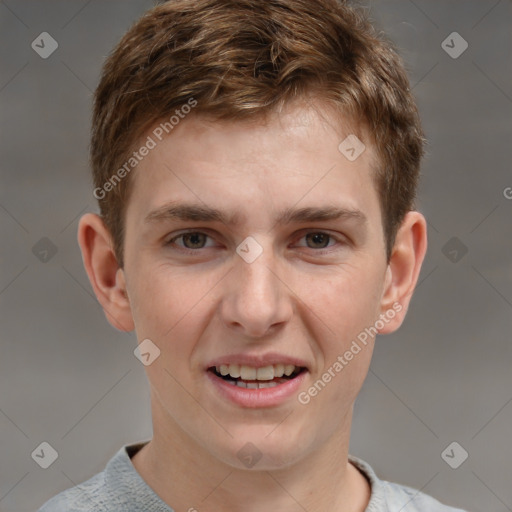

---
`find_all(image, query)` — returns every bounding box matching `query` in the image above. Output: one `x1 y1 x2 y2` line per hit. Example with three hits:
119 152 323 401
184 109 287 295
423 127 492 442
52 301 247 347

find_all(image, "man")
38 0 467 510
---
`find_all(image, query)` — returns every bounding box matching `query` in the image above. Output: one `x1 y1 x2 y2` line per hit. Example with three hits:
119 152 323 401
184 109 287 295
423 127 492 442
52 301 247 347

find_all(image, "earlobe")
77 213 135 332
378 211 428 334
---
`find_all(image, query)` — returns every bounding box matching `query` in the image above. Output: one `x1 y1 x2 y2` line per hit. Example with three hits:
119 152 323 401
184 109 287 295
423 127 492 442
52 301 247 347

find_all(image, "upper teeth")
216 364 298 380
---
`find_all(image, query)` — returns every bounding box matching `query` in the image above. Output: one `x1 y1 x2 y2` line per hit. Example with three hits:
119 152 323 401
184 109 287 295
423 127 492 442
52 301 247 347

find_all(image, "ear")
378 210 427 334
77 213 134 332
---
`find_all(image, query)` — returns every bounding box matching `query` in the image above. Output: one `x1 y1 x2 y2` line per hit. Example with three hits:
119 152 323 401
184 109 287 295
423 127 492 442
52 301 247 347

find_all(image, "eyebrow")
144 202 367 227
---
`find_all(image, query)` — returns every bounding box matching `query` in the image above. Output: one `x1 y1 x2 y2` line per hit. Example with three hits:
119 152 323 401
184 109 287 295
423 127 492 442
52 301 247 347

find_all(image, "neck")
132 401 370 512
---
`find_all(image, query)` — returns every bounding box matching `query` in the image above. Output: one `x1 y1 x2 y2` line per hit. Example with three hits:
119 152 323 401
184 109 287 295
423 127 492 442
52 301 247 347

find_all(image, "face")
120 100 394 469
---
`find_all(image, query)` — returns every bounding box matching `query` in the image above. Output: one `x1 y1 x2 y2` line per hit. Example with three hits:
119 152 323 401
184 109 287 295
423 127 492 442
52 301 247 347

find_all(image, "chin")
210 423 313 471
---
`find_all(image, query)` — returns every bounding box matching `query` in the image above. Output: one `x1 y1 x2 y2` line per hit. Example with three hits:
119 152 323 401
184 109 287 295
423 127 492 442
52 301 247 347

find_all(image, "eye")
166 231 216 250
295 231 338 249
305 232 333 249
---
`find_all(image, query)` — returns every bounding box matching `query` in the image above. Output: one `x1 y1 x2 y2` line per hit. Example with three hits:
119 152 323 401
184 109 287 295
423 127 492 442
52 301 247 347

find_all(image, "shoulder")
348 455 468 512
36 470 109 512
382 480 468 512
36 443 144 512
36 441 171 512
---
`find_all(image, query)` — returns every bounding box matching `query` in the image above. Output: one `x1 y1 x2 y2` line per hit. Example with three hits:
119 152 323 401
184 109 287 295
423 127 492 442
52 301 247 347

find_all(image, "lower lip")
206 370 308 408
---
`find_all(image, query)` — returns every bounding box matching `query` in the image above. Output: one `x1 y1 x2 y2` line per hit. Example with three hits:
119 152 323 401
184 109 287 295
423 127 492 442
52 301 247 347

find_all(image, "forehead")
126 99 380 229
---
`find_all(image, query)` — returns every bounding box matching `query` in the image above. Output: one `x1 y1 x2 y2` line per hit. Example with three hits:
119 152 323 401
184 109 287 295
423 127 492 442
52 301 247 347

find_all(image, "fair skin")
78 99 427 512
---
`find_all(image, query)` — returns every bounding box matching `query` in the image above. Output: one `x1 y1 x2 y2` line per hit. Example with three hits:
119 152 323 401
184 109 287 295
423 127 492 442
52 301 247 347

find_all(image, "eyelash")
164 230 345 255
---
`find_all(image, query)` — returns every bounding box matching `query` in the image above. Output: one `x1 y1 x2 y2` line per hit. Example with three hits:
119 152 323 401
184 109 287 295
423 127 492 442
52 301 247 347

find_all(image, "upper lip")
206 352 310 371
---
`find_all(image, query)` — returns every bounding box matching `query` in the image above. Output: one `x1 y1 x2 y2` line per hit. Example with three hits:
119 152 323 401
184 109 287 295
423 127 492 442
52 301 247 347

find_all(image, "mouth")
207 363 307 389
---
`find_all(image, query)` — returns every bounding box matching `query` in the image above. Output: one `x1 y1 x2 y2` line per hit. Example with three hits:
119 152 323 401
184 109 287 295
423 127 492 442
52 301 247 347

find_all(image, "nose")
219 242 293 338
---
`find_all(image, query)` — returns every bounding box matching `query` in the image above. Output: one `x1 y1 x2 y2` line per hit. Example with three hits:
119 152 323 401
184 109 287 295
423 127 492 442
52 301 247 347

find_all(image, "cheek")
129 265 223 388
130 265 213 334
299 264 383 340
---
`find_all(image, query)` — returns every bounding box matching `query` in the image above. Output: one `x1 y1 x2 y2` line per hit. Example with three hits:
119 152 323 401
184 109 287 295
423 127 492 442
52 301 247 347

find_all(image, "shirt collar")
106 442 386 512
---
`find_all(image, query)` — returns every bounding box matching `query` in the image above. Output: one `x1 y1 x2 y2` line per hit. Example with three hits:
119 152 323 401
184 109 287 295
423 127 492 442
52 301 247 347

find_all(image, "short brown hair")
91 0 425 267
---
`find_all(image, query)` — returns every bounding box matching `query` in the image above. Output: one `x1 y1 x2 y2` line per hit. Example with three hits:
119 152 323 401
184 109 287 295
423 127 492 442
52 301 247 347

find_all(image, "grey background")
0 1 511 511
